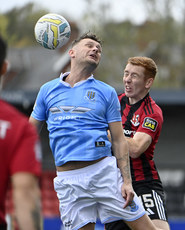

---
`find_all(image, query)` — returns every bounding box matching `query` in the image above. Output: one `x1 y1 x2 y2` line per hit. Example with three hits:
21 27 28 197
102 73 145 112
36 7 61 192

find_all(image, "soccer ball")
34 13 71 50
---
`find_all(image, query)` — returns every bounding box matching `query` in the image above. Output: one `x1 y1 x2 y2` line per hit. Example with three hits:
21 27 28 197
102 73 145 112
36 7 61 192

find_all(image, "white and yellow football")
34 13 71 50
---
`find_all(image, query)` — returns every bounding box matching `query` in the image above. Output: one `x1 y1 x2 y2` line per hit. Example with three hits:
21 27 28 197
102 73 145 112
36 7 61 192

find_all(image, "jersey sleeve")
10 121 42 176
106 88 121 123
137 112 163 140
31 85 47 121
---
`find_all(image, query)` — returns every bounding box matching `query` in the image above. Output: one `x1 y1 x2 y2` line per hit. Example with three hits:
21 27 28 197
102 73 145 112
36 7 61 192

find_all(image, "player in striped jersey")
105 57 170 230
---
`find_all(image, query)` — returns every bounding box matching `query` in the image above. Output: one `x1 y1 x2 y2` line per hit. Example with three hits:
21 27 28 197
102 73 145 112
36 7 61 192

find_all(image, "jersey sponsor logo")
142 117 158 132
0 120 11 139
131 114 140 126
123 129 136 136
50 106 92 114
50 106 93 121
84 90 96 101
54 115 79 121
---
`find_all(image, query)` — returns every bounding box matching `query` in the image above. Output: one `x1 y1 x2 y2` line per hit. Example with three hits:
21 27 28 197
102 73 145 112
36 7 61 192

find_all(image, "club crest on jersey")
129 201 139 212
84 90 96 101
142 117 158 131
131 114 140 126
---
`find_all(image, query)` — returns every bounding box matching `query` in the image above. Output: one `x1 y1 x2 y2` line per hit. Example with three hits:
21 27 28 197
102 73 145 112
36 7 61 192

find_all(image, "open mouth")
89 54 97 60
125 85 132 92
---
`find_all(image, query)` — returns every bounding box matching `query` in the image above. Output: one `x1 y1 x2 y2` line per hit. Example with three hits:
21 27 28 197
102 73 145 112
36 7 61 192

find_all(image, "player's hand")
121 183 135 208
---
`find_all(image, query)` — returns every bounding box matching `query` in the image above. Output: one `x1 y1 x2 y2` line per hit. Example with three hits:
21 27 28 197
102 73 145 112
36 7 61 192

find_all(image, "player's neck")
128 93 148 105
67 68 92 87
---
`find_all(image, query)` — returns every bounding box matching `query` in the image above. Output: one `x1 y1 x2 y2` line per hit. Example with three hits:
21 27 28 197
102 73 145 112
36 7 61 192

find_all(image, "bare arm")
29 116 44 133
126 132 152 158
12 173 42 230
108 121 134 208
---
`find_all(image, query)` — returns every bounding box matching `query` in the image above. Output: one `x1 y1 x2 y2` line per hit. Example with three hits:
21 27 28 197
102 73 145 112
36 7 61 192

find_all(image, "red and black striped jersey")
118 93 163 186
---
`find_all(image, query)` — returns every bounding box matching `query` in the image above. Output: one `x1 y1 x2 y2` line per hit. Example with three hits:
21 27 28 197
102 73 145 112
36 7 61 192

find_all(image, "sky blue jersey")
31 73 121 166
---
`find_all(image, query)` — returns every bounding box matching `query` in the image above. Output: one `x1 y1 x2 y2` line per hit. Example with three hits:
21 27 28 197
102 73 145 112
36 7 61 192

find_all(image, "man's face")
123 63 152 104
71 38 102 67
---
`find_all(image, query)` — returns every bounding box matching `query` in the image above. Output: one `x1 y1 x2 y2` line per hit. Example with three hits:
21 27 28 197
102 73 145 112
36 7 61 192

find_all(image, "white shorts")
54 156 145 230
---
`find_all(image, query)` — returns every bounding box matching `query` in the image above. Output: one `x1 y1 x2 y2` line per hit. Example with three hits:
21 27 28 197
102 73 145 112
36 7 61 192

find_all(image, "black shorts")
105 185 168 230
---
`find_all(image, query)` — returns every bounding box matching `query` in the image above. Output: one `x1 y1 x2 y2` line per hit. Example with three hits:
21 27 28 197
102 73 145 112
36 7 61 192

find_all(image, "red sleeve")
137 112 163 140
10 121 42 177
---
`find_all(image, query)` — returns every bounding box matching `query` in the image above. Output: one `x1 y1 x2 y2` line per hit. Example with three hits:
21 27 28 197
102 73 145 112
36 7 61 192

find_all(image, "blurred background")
1 0 185 229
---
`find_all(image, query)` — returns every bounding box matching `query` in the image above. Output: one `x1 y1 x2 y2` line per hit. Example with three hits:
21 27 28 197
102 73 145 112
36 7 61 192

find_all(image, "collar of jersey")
60 72 94 87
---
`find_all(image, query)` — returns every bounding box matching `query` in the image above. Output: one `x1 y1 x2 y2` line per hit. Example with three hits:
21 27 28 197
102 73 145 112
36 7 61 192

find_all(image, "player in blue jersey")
29 33 163 230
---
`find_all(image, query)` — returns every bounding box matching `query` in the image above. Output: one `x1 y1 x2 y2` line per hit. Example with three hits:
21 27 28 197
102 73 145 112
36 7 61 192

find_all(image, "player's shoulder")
142 95 163 123
151 96 162 115
118 92 126 100
37 77 61 99
41 77 60 90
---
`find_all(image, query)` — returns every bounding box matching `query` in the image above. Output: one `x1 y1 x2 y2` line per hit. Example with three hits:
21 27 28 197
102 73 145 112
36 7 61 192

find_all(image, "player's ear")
145 78 153 89
68 48 75 58
0 60 8 76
